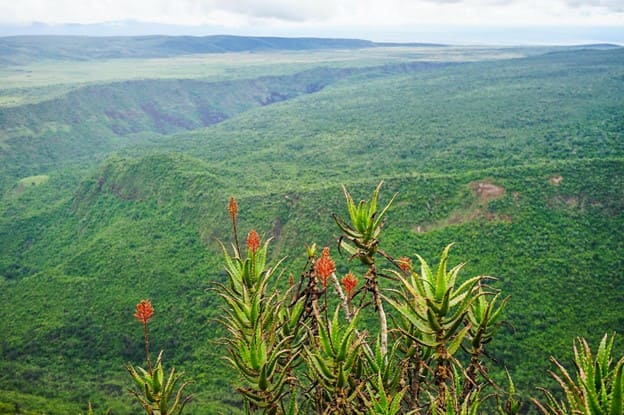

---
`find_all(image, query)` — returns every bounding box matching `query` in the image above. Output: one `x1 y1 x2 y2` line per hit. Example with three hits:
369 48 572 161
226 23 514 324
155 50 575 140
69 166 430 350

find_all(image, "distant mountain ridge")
0 34 442 65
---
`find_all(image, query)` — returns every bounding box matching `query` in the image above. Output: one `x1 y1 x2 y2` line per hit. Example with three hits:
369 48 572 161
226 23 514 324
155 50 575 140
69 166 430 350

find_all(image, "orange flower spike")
134 299 154 324
228 197 238 220
342 272 358 298
321 247 330 258
247 229 260 254
315 247 336 288
398 256 413 273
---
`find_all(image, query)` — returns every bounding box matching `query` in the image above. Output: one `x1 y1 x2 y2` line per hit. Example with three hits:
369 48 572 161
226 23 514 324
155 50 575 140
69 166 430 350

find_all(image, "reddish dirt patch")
471 181 505 202
412 180 509 234
550 175 563 185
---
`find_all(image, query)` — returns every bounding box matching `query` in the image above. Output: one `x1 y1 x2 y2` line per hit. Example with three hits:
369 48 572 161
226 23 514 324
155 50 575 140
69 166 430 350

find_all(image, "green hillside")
0 60 456 195
0 40 622 414
0 35 381 65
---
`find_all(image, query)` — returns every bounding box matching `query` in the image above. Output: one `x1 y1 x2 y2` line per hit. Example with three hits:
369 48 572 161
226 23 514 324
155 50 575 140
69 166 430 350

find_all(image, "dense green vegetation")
0 37 622 413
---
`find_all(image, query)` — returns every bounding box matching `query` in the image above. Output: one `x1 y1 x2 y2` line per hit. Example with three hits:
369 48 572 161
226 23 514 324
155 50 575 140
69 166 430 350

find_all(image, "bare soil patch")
550 175 563 185
413 179 509 233
471 181 505 202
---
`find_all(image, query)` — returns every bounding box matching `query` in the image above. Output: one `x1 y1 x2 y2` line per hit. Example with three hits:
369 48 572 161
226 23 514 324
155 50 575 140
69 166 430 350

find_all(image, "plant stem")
367 267 387 357
435 344 451 412
461 351 481 401
374 284 388 357
143 321 152 375
311 285 323 332
231 215 241 258
331 272 374 358
331 272 353 321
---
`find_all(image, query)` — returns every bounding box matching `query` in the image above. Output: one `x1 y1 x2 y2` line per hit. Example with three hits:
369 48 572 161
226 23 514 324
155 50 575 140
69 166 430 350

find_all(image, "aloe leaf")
441 311 469 340
372 191 397 231
342 185 357 223
391 270 420 303
414 254 436 297
153 364 164 394
426 306 443 332
487 294 510 324
389 387 407 415
447 323 471 356
609 359 623 415
318 319 334 356
385 297 433 335
170 381 192 415
434 244 452 300
309 353 335 382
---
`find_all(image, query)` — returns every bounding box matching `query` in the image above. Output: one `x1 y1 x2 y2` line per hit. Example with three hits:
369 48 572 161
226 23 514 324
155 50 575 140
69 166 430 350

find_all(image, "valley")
0 37 622 414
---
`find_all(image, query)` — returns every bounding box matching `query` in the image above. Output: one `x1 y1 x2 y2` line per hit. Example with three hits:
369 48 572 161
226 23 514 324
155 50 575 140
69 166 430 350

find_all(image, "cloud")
420 0 515 4
211 0 348 22
565 0 624 12
0 0 622 27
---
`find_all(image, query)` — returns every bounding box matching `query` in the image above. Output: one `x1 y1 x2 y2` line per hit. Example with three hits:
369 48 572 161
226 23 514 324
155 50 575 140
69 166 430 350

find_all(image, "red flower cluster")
228 197 238 221
134 299 154 325
398 256 412 273
247 229 260 254
315 247 336 288
341 272 358 298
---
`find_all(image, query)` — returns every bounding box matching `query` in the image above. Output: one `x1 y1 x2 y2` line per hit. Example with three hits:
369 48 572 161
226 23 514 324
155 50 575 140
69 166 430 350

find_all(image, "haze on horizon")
0 0 623 45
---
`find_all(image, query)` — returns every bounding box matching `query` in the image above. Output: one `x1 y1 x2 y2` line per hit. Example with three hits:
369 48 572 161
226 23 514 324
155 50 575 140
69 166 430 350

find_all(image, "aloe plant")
532 333 623 415
333 180 397 264
462 285 509 400
333 181 396 356
364 373 412 415
218 184 569 415
217 229 295 413
80 402 111 415
385 244 483 412
304 306 367 414
126 351 192 415
126 300 192 415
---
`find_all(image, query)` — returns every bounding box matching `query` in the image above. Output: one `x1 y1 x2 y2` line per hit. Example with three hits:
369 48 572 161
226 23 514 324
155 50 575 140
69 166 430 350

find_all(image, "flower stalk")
134 299 154 374
229 196 241 257
127 300 192 415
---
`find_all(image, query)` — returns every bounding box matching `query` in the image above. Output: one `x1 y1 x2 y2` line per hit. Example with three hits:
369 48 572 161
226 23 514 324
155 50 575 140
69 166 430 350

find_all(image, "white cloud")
0 0 622 27
211 0 349 22
566 0 624 12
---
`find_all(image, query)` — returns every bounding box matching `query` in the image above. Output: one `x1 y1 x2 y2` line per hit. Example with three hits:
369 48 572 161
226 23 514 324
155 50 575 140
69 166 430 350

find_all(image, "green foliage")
0 42 622 413
79 402 111 415
335 181 397 255
127 351 192 415
219 182 520 414
364 373 410 415
389 244 480 352
532 334 624 415
218 233 291 413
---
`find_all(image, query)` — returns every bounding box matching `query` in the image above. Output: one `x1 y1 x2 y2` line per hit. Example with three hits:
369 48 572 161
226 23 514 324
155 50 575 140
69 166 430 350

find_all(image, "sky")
0 0 622 44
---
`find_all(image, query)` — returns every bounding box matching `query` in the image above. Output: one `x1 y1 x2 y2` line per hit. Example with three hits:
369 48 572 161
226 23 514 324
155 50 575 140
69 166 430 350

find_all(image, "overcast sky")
0 0 622 43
